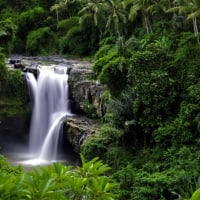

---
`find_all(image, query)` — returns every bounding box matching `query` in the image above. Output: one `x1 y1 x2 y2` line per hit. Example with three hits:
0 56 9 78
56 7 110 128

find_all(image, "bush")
57 17 79 36
0 18 17 54
26 27 57 55
102 88 135 127
191 189 200 200
170 32 200 88
81 134 108 161
0 155 118 200
15 6 47 52
153 84 200 148
105 147 132 172
0 155 21 175
18 6 46 31
93 49 128 95
81 125 123 161
58 14 99 56
60 26 85 55
5 69 24 98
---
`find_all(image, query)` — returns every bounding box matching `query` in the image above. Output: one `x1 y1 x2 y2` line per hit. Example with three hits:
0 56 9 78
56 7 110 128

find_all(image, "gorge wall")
66 60 105 153
68 61 106 118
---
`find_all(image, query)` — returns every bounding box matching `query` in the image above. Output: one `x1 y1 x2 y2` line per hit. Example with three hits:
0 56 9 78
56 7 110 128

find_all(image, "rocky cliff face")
0 73 30 140
68 62 106 117
63 115 99 153
66 61 105 152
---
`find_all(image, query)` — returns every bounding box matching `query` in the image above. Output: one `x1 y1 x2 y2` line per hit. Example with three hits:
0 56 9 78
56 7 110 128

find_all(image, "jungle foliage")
0 49 28 118
1 0 200 199
0 154 117 200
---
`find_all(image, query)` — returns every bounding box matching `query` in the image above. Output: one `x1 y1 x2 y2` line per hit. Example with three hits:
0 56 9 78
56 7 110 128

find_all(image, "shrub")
0 155 118 200
105 147 132 172
60 26 86 55
26 27 57 55
191 189 200 200
0 18 17 54
18 6 46 31
131 70 177 135
57 17 79 36
81 134 108 161
81 125 123 161
170 32 200 87
0 155 21 175
15 6 47 52
5 69 24 97
93 49 128 95
102 88 135 127
153 84 200 148
112 164 135 200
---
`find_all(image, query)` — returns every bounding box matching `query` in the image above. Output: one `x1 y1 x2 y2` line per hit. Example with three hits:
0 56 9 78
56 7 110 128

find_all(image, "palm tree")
79 0 127 37
104 0 127 36
50 1 63 22
146 0 171 18
186 0 200 38
124 0 153 34
167 0 200 39
78 0 106 27
50 0 79 22
78 0 107 37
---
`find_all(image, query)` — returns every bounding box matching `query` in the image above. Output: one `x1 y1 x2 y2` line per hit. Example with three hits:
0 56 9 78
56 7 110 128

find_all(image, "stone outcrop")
64 62 105 152
68 62 106 117
63 115 99 153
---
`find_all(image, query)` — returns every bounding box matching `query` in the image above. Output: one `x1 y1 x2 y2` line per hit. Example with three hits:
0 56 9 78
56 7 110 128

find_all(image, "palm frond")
128 5 141 21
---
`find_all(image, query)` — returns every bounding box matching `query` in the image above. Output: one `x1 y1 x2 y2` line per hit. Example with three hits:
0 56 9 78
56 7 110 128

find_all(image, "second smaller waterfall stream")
25 65 71 165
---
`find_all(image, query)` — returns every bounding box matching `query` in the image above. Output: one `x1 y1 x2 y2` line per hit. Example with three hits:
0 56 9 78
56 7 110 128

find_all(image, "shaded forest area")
1 0 200 199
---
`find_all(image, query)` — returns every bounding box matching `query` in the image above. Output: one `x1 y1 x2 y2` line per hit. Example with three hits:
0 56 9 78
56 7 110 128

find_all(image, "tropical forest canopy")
1 0 200 199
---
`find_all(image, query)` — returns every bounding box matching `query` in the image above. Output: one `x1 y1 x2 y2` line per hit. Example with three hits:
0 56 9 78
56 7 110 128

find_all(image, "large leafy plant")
0 155 117 200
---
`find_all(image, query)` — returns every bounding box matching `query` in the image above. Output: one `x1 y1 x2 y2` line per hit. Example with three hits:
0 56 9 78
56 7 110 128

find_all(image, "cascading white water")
25 65 71 164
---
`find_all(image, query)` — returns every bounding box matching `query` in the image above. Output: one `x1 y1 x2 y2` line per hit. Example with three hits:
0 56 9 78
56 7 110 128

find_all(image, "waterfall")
25 65 71 163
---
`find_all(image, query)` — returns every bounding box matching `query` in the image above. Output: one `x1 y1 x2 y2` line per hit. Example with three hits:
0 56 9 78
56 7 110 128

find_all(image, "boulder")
63 115 99 153
9 58 25 70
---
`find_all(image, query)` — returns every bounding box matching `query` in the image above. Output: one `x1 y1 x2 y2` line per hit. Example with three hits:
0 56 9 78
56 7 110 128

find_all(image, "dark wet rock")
8 58 25 70
63 115 99 153
68 62 106 117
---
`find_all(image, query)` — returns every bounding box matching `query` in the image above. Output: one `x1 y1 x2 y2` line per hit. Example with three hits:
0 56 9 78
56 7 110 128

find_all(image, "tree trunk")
193 16 199 43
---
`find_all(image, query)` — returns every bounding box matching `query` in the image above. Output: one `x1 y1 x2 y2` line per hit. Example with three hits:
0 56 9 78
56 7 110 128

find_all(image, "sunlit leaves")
0 155 117 200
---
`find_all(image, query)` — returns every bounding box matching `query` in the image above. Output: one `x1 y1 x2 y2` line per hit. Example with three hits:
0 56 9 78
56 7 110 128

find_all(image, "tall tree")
0 18 17 54
50 0 81 21
167 0 200 40
187 0 200 38
124 0 153 34
78 0 105 27
104 0 127 36
50 0 65 22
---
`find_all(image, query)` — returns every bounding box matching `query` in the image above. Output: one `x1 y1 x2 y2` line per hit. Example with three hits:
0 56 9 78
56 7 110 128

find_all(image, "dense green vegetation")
1 0 200 199
0 49 28 119
0 154 117 199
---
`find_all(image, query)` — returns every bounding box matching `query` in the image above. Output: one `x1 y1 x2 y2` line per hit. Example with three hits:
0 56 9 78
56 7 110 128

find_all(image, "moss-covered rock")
68 62 106 117
63 115 99 153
